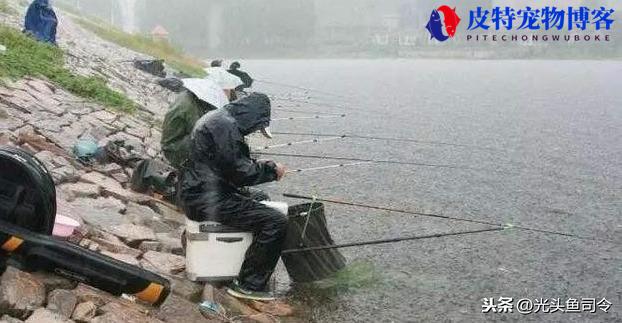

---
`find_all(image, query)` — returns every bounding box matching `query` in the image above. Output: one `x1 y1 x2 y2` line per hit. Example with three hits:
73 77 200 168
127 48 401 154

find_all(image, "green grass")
313 260 382 291
73 17 206 77
0 0 17 15
0 25 136 113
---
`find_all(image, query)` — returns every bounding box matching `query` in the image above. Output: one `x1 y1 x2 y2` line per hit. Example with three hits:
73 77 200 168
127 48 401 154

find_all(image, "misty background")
55 0 621 59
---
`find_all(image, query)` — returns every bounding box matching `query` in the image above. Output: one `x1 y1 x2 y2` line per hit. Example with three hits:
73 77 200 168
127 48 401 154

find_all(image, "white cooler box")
185 219 253 282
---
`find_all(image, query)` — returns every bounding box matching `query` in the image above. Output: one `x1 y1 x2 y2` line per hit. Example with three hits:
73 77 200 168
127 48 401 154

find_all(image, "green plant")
0 25 136 112
314 260 383 291
73 17 206 77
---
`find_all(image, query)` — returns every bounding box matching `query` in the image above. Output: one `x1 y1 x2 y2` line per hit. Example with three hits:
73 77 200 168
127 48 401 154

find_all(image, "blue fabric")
24 0 58 44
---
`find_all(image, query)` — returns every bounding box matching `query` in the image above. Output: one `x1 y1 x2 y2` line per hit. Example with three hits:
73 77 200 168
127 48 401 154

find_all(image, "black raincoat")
179 93 287 291
228 68 253 91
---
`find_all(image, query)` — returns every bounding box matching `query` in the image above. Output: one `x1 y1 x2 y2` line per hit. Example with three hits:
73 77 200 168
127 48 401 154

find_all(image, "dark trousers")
220 202 289 291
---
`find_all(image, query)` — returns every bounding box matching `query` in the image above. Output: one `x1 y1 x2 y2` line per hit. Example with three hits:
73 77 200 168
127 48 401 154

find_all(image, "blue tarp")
24 0 58 44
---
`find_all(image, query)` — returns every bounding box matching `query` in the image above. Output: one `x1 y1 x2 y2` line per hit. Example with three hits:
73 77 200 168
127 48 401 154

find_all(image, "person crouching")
179 93 287 301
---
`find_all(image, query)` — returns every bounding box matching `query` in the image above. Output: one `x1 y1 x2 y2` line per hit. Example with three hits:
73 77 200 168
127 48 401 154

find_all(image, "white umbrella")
204 67 243 90
182 78 229 109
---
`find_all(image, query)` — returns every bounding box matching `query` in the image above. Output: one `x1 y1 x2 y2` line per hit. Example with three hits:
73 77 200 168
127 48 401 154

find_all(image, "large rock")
80 207 127 229
72 197 126 214
58 183 101 200
34 150 57 172
72 284 114 307
125 203 171 233
152 201 185 225
71 301 96 322
105 225 156 247
98 302 164 323
155 295 212 323
155 233 183 255
51 165 80 184
80 172 123 191
81 171 150 205
0 315 24 323
30 272 78 293
138 241 161 253
167 276 203 302
0 267 47 319
46 290 78 319
248 301 295 317
88 233 143 258
24 308 72 323
140 251 185 276
89 110 117 124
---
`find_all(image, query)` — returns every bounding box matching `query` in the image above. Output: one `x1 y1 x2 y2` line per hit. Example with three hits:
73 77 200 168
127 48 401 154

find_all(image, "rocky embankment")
0 2 294 323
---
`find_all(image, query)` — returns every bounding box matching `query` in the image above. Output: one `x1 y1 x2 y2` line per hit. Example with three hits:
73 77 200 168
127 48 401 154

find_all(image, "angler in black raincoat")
228 62 253 91
180 93 286 300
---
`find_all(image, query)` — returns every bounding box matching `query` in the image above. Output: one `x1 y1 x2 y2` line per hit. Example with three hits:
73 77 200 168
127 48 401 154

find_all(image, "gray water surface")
242 60 621 323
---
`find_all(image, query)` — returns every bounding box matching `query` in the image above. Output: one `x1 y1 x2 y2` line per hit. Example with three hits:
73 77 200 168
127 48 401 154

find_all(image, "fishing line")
269 96 355 111
286 161 375 174
282 227 505 254
272 115 347 121
255 151 506 174
283 193 620 245
254 136 346 151
270 96 351 108
271 131 501 152
273 108 347 116
256 79 356 100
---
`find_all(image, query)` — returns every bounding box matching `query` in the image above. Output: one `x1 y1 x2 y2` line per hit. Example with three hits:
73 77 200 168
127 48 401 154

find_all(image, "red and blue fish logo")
425 5 461 42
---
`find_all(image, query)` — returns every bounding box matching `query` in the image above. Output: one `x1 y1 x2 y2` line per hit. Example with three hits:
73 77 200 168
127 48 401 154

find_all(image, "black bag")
133 59 166 78
281 203 346 283
158 78 184 92
103 140 145 168
130 159 177 202
0 147 171 306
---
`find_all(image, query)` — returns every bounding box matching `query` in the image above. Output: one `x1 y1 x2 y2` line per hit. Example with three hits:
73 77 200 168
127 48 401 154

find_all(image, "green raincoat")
161 90 216 168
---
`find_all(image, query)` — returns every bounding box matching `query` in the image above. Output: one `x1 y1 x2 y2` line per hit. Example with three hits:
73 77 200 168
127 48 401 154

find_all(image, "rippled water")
242 60 622 322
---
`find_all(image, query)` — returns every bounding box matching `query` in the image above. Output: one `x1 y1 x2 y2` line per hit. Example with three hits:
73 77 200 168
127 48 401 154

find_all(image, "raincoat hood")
24 0 57 44
225 93 271 136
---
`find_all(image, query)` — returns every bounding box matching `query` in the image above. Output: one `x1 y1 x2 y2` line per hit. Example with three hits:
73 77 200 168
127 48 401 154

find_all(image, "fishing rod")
272 114 347 121
283 193 620 245
282 227 505 254
271 131 501 152
255 152 506 174
254 136 346 151
286 161 375 174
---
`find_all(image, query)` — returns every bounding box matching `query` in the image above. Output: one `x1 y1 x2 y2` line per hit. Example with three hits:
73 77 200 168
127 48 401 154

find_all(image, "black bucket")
0 146 56 235
281 203 346 283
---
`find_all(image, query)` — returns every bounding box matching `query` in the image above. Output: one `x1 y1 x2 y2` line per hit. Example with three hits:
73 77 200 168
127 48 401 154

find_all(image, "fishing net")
282 203 346 283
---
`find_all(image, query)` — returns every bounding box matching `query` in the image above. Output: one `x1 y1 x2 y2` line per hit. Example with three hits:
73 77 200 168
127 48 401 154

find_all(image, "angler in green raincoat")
161 79 228 169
